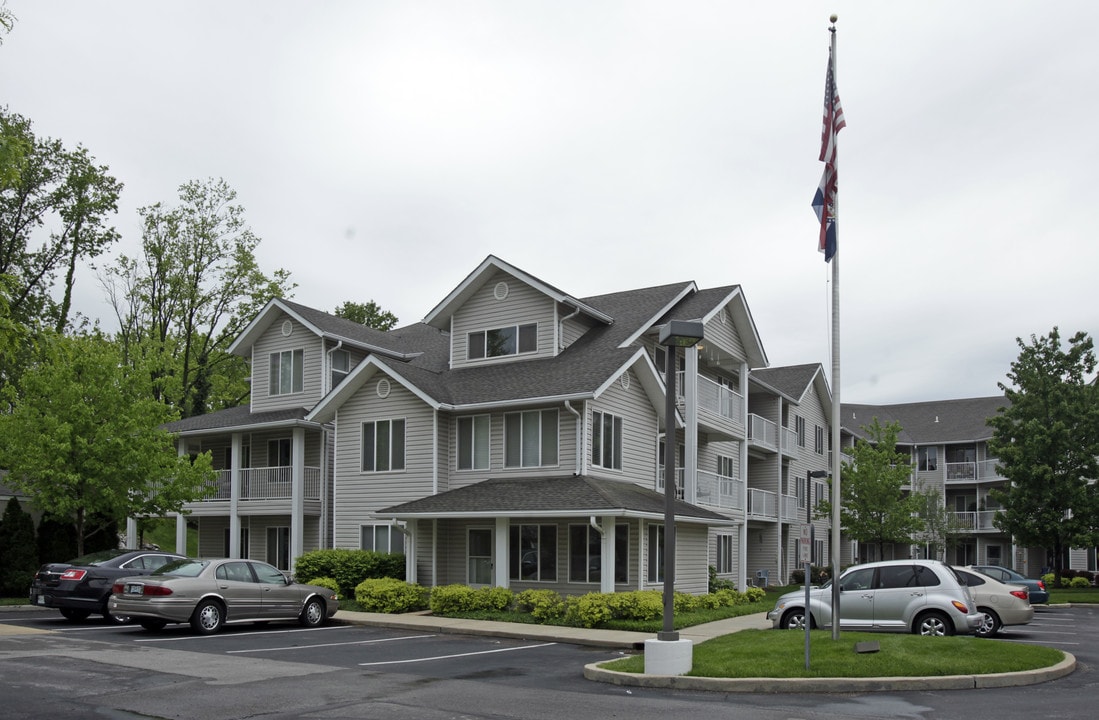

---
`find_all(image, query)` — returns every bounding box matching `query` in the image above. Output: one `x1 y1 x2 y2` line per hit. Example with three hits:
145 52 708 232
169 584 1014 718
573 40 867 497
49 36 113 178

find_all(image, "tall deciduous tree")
819 418 925 561
0 496 38 595
0 108 121 331
988 328 1099 585
0 331 215 556
103 178 295 417
333 300 398 331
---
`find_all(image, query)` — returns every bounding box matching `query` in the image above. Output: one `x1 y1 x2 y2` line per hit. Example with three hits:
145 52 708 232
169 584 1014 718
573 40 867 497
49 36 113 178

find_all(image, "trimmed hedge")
429 584 513 615
294 549 405 597
355 578 429 612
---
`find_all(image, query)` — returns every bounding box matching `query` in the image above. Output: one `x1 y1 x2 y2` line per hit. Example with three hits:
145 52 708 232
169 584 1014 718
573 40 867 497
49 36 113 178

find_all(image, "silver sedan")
109 558 338 634
954 566 1034 637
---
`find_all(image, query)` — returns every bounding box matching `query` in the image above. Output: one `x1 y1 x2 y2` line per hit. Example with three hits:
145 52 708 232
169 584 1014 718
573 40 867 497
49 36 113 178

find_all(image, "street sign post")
800 524 812 669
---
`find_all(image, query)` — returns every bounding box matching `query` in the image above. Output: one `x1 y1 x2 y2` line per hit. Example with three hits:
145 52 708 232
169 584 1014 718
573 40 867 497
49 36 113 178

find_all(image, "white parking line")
358 642 557 666
228 633 437 654
134 625 346 643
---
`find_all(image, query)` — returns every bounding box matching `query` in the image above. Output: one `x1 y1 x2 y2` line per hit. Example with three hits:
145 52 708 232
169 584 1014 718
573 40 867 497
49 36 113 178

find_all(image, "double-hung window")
457 415 490 470
504 409 558 468
468 323 537 360
568 523 629 583
647 524 670 583
362 419 406 472
795 415 806 448
716 534 735 574
331 349 350 388
269 349 304 395
591 411 623 470
361 524 405 554
814 425 824 455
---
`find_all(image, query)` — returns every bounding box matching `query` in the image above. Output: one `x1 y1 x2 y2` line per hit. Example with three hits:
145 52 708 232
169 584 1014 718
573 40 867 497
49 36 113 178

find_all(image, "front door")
468 528 494 587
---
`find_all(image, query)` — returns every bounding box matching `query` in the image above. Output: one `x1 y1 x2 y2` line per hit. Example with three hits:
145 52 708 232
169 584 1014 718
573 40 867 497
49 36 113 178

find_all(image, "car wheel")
915 611 954 636
975 608 1001 638
780 608 811 630
102 602 131 625
139 619 167 631
299 597 326 628
59 608 92 622
190 599 225 635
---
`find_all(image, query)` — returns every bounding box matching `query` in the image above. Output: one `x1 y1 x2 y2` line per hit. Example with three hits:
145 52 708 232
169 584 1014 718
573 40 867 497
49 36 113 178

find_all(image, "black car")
29 548 188 623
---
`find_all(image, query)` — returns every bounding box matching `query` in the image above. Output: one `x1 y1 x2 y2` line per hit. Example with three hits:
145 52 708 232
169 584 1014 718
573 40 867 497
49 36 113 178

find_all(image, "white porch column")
229 432 242 558
125 517 138 549
494 516 509 589
403 522 417 584
177 440 189 555
600 516 615 594
290 427 305 573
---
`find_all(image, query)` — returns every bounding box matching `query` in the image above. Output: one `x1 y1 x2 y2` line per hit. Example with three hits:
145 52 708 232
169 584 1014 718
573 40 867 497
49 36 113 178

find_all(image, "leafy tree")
0 108 121 331
988 328 1099 586
0 496 37 595
818 418 924 560
912 487 965 562
334 300 398 331
0 331 216 556
102 178 295 416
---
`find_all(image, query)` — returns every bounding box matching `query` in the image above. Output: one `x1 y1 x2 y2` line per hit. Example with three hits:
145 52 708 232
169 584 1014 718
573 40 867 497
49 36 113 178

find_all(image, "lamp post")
644 320 703 676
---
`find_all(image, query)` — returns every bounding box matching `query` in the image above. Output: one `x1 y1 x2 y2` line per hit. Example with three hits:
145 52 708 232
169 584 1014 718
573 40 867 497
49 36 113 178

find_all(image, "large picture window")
591 411 623 470
361 524 405 554
504 409 558 468
468 323 537 360
362 419 406 472
568 523 628 583
509 524 557 581
457 415 490 470
269 349 304 395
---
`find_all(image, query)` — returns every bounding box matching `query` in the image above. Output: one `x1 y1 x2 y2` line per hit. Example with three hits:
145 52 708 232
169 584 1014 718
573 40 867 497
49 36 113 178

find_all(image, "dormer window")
468 323 537 360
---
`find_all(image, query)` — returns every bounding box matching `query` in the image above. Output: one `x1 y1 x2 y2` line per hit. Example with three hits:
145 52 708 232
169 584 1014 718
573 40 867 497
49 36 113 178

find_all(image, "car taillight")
1010 589 1028 600
1037 580 1046 590
143 585 173 596
60 569 87 581
951 600 969 613
112 583 125 594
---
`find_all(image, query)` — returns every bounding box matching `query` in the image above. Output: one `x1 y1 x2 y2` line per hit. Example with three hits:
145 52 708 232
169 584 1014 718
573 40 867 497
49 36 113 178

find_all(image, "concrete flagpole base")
643 637 693 676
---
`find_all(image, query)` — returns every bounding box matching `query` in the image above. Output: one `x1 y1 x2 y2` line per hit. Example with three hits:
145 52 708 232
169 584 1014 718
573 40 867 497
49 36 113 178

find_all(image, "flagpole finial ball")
830 14 838 24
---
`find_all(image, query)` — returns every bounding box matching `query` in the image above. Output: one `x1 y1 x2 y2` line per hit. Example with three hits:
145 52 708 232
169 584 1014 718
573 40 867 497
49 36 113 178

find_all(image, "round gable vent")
493 281 509 301
281 320 293 336
620 373 631 391
376 378 391 398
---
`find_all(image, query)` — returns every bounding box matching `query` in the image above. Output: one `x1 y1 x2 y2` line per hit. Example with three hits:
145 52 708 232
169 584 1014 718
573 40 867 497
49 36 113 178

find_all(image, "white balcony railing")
952 510 999 531
675 371 744 425
200 466 322 502
747 488 777 520
779 493 800 522
747 413 778 451
696 470 743 510
944 459 1005 483
780 427 799 458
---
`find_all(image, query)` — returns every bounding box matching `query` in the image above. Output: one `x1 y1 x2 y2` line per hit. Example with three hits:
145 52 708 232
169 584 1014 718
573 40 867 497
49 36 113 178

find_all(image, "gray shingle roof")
162 406 313 434
376 475 732 524
841 396 1008 444
751 364 822 401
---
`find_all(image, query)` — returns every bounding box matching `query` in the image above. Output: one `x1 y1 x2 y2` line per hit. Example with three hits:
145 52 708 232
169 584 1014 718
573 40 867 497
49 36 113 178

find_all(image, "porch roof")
162 405 324 436
375 475 736 526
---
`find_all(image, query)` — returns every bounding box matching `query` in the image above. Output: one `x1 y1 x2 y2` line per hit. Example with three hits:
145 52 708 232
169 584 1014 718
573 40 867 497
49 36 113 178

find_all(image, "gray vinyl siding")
587 368 659 488
638 521 709 595
413 519 436 586
251 315 325 413
331 375 436 548
450 270 558 368
702 308 747 363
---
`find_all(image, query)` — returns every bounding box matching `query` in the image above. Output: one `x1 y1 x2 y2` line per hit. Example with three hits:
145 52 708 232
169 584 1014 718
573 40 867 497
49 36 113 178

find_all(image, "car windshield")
153 559 208 577
67 549 130 566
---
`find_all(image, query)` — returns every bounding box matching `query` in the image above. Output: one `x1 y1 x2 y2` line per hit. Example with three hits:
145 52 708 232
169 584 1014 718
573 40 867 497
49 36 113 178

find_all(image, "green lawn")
1047 587 1099 604
602 628 1065 678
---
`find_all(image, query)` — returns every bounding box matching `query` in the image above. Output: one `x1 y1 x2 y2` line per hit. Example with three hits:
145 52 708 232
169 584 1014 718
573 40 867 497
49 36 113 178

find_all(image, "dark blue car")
968 565 1049 604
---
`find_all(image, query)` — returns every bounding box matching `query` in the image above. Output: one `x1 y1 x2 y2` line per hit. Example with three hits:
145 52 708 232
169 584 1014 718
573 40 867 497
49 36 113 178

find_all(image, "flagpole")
827 14 843 642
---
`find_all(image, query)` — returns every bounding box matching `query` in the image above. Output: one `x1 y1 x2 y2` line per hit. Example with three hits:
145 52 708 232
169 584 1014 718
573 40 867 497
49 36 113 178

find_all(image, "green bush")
564 593 613 628
1069 576 1091 588
1042 573 1056 587
0 498 38 596
708 565 736 592
744 586 766 603
304 577 340 595
429 584 515 615
293 549 405 597
354 578 429 613
605 590 663 621
514 588 566 621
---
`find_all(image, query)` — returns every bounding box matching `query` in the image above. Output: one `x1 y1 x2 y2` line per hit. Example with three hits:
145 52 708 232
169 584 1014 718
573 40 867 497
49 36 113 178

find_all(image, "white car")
766 559 983 636
954 566 1033 637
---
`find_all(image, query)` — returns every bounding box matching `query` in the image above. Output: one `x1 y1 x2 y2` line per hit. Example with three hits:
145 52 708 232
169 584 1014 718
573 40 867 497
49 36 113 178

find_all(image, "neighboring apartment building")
145 255 832 593
841 397 1098 577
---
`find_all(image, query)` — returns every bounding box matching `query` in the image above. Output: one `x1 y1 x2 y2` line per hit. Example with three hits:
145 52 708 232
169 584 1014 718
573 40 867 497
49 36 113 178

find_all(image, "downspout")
564 400 583 476
559 304 582 351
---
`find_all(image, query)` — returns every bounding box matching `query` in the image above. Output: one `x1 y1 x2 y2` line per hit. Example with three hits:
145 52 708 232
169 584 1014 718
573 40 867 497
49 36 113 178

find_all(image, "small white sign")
799 524 811 564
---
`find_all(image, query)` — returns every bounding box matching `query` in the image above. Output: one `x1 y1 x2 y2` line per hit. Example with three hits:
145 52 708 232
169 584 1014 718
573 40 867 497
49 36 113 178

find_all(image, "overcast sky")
3 1 1096 406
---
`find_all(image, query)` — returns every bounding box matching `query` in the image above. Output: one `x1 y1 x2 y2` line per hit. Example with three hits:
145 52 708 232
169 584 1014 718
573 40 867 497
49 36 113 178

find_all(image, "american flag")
812 45 845 262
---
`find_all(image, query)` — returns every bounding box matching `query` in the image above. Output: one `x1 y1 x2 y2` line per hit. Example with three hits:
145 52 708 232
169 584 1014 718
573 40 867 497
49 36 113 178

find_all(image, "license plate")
36 595 45 606
126 583 143 595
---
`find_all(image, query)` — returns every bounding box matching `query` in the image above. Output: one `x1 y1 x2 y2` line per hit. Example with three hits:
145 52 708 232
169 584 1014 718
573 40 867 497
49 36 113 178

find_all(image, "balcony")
952 510 999 531
199 466 322 502
945 459 1005 484
656 465 685 499
677 372 744 440
746 413 778 453
747 488 777 520
780 427 800 459
696 470 744 511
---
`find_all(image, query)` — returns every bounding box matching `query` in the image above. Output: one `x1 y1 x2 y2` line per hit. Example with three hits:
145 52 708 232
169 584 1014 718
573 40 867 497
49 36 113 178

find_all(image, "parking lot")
0 604 1095 720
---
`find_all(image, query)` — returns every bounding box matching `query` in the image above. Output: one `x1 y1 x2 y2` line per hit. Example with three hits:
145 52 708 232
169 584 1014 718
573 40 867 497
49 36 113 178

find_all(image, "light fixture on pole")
644 320 703 676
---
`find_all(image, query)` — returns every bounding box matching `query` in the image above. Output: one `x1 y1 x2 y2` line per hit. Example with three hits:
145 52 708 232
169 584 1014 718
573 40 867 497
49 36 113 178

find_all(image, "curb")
582 652 1076 693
